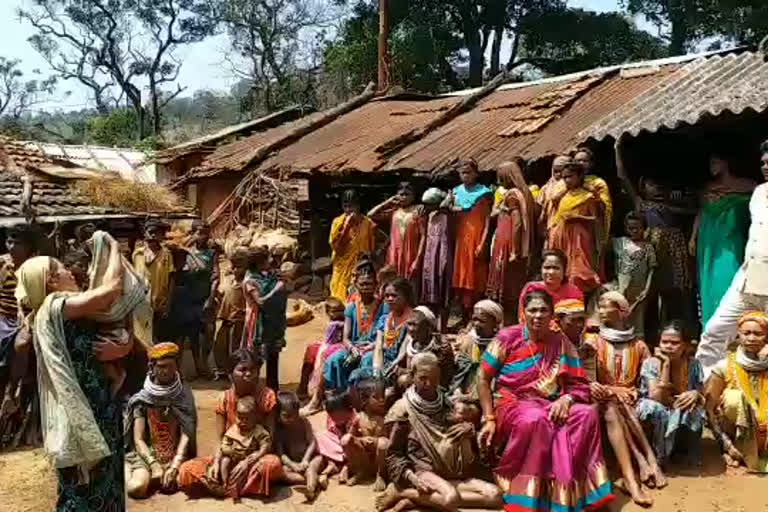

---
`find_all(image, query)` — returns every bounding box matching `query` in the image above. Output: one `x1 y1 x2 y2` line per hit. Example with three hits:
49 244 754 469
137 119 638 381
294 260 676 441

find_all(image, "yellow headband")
148 342 180 360
738 311 768 331
555 298 585 315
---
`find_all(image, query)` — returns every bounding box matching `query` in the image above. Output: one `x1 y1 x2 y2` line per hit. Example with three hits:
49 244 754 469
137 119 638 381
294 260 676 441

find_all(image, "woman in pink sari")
369 182 426 292
478 289 613 512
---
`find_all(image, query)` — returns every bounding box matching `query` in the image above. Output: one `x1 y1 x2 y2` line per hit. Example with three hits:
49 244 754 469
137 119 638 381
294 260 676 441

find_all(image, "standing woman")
689 153 754 327
487 160 533 325
369 182 426 292
329 189 376 301
477 290 613 512
518 249 584 324
17 238 134 511
445 159 493 323
420 188 453 332
545 161 606 295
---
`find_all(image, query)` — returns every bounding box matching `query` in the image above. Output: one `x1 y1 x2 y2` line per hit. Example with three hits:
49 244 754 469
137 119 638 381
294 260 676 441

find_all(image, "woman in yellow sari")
706 311 768 472
329 189 376 301
545 162 607 294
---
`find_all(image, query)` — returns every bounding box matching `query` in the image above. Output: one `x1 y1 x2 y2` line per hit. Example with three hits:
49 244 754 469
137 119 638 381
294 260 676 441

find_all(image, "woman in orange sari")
369 182 426 293
329 189 376 301
178 349 284 498
487 160 534 325
546 161 605 295
446 159 492 323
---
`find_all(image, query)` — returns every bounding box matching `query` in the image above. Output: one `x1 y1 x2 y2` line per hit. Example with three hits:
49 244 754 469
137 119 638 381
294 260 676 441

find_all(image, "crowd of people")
0 138 768 512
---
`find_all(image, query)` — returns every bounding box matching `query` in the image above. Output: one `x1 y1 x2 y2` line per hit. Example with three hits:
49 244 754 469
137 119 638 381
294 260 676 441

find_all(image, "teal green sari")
698 193 751 326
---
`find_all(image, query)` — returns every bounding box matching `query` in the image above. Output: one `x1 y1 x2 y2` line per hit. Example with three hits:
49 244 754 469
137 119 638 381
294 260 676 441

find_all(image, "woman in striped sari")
477 289 613 512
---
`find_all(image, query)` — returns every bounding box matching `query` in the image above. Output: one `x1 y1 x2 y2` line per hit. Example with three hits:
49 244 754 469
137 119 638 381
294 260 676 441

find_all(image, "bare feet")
627 479 653 508
318 474 329 490
373 475 387 492
390 498 414 512
638 460 653 485
724 453 741 468
293 485 318 502
652 464 668 489
339 465 349 484
347 473 360 486
375 483 400 512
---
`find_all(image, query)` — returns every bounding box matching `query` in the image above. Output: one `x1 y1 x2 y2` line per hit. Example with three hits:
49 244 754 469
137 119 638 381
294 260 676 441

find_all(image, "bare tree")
0 58 56 120
20 0 215 139
216 0 334 113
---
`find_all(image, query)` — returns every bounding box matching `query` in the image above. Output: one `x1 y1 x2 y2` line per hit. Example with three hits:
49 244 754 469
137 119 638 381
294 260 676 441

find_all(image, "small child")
342 377 389 490
276 392 327 501
209 396 272 501
242 246 286 391
213 249 248 380
300 298 346 416
444 397 482 471
611 212 657 337
314 389 355 482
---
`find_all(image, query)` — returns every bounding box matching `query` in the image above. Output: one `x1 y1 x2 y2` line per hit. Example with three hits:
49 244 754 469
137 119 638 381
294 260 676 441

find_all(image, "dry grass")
71 177 184 213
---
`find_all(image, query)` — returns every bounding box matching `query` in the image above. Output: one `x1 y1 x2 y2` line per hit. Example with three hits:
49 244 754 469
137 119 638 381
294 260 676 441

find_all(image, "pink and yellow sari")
481 325 613 512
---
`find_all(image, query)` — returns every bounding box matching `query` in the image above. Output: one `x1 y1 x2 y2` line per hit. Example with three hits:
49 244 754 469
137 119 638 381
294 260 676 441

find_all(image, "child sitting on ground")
208 396 272 501
342 377 389 490
300 298 346 416
276 392 327 501
315 389 355 482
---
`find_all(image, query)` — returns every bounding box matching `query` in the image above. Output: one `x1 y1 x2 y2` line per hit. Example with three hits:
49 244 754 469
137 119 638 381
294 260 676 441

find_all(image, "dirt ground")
2 315 768 512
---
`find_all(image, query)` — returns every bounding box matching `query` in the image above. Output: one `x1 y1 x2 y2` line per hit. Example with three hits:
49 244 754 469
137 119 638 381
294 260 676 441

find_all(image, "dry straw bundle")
71 177 183 213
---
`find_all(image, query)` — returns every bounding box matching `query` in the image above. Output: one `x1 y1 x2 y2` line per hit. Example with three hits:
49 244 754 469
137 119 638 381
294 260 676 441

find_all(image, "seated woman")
178 349 284 498
303 259 388 415
518 249 584 324
705 311 768 472
478 289 613 512
392 306 454 391
636 320 705 466
377 352 502 512
125 342 197 499
584 291 662 506
363 278 413 381
450 300 503 397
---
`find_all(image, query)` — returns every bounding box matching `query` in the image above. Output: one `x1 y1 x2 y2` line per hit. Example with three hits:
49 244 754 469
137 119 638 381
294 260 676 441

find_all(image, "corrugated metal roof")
581 51 768 141
198 97 460 176
22 141 156 182
156 106 308 163
188 49 763 178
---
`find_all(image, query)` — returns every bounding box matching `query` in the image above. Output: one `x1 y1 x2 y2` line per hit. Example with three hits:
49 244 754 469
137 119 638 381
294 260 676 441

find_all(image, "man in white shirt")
696 140 768 376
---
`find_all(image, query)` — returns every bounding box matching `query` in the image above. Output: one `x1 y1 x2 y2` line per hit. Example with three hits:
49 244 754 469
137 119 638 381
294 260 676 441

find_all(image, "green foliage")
86 109 139 147
621 0 768 53
521 10 668 75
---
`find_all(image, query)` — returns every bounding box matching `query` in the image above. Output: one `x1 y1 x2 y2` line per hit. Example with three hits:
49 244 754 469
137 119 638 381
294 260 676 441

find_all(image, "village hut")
169 47 768 266
0 136 194 255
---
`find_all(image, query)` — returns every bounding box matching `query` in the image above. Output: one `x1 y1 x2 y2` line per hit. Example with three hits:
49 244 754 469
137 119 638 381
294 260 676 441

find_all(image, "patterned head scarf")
555 298 585 315
414 305 437 328
473 300 503 326
738 311 768 332
422 187 447 205
600 291 630 320
16 256 53 313
148 342 180 360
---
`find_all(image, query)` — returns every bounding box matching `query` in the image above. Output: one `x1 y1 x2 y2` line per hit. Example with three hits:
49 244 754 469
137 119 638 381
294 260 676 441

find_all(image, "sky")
2 0 648 113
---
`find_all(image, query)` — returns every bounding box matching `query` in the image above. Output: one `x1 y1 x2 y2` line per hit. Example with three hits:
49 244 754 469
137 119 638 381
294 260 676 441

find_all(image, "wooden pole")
378 0 390 93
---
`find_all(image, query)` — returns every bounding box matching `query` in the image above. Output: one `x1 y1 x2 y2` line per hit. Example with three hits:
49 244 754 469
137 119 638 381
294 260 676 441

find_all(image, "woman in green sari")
690 154 755 327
